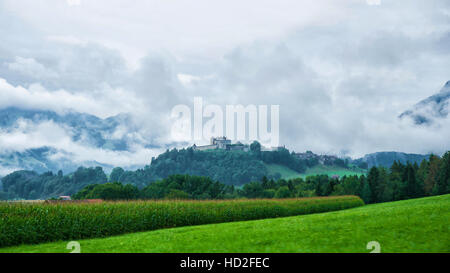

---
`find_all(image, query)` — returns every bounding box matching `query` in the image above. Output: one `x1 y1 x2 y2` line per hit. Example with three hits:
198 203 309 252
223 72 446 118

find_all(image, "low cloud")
0 78 143 118
0 0 449 166
0 119 164 168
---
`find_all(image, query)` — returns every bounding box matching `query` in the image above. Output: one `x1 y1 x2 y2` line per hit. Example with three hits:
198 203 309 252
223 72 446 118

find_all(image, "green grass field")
266 163 367 180
300 164 367 179
2 194 448 253
0 196 363 248
265 164 303 180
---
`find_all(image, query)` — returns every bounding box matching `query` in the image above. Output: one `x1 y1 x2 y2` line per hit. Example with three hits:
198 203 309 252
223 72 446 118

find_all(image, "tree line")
72 151 450 203
1 143 323 200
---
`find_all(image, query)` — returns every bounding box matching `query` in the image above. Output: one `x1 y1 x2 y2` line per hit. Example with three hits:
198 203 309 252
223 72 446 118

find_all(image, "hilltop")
2 141 440 200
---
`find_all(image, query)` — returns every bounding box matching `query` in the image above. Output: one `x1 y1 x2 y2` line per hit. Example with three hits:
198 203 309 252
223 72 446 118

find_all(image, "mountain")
0 107 152 175
0 107 137 151
0 146 113 176
399 81 450 125
353 151 430 169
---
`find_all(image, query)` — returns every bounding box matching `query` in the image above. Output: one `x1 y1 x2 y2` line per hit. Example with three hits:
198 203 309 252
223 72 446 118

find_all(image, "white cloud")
0 0 449 165
46 35 87 46
177 74 201 86
6 57 58 79
0 119 163 167
66 0 81 7
0 78 143 118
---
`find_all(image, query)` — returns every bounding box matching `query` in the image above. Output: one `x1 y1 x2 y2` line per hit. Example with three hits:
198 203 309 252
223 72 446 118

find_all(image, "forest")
72 152 450 204
0 143 318 200
1 145 448 202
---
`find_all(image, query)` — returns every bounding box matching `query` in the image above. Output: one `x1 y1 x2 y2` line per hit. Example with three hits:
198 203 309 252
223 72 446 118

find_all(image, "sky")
0 0 449 169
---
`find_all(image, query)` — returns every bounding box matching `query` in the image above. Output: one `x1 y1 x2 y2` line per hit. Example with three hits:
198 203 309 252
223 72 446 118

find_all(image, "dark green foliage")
437 152 450 195
0 196 364 248
250 141 262 158
357 161 369 170
139 175 233 200
0 191 6 201
403 163 419 198
164 189 190 200
72 182 139 201
260 148 307 173
367 167 380 203
2 150 449 203
109 167 125 183
147 149 269 185
360 180 372 204
275 186 291 198
1 167 107 200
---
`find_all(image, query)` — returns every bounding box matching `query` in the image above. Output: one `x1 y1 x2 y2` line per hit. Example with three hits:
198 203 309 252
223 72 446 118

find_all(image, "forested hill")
0 144 317 200
0 143 437 200
353 152 430 169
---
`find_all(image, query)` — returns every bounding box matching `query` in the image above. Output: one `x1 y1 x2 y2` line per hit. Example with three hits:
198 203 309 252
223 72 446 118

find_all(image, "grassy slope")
265 164 303 180
2 194 449 253
266 163 367 180
300 164 367 178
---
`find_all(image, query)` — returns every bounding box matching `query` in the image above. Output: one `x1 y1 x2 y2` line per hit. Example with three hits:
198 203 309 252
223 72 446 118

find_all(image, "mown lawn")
1 194 448 253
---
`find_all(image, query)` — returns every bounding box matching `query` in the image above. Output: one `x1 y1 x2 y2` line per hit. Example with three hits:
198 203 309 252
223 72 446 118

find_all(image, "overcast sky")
0 0 449 166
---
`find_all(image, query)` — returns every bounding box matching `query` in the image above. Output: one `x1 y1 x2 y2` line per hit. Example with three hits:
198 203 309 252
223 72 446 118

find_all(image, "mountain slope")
0 146 113 176
399 81 450 125
0 107 136 151
0 107 153 175
354 151 430 169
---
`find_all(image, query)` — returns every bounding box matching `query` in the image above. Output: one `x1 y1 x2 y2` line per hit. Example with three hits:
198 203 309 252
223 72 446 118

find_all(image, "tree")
367 167 380 203
403 163 418 199
165 189 190 200
242 182 264 198
378 167 393 202
0 191 7 200
416 159 428 194
275 186 291 198
262 189 276 198
110 167 125 182
250 141 262 159
341 175 360 195
360 180 372 204
436 152 450 195
425 155 441 195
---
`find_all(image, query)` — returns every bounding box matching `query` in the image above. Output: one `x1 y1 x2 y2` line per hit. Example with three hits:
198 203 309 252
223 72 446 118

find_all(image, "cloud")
66 0 81 7
0 78 143 118
6 57 58 79
0 0 449 164
0 119 164 168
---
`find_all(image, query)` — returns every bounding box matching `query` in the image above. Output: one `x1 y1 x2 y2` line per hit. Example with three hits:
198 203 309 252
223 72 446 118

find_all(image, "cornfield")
0 196 364 248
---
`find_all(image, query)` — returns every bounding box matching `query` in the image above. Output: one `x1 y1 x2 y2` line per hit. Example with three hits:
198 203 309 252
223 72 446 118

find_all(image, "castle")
192 137 249 152
192 137 284 152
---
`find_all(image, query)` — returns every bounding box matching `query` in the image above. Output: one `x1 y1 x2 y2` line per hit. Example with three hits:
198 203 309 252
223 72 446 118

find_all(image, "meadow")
2 194 447 253
0 196 363 248
300 164 367 178
265 163 367 180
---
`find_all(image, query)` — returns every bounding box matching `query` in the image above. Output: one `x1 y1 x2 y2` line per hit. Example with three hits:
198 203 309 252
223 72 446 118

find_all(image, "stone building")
192 137 249 151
